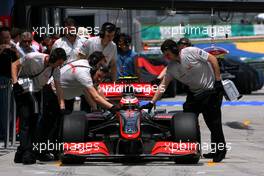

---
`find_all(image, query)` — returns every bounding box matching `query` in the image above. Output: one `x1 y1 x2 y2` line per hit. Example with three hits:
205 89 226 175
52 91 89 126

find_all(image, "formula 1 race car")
60 77 201 164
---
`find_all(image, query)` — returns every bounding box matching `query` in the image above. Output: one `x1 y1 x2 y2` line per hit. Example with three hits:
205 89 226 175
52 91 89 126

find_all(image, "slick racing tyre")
171 112 200 142
62 111 88 142
170 112 201 164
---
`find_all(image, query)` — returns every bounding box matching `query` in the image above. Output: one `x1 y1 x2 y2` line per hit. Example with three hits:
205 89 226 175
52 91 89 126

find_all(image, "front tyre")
170 112 201 164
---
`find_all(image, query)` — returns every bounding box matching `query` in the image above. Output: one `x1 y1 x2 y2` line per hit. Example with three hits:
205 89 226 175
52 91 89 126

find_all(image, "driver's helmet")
120 95 139 107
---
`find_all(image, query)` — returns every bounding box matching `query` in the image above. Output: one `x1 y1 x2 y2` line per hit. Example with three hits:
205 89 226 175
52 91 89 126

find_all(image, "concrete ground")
1 89 264 176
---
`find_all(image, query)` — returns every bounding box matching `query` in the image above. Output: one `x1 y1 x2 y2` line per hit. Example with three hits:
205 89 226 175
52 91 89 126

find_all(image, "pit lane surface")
1 89 264 176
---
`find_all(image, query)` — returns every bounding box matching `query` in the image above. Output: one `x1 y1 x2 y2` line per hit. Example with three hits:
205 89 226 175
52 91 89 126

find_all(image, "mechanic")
59 51 118 113
141 39 227 162
78 22 118 112
116 33 137 78
12 48 67 164
52 18 85 64
79 22 118 81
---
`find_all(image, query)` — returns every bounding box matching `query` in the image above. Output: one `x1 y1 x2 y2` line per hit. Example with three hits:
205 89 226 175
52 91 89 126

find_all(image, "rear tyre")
170 112 200 164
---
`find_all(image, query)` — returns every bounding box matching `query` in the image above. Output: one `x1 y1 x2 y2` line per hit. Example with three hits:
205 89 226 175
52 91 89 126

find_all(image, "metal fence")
0 76 16 148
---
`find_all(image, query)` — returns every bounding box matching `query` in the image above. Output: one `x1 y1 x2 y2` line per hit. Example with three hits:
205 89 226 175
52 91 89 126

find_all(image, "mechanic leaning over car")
141 39 227 163
11 48 67 164
57 51 119 113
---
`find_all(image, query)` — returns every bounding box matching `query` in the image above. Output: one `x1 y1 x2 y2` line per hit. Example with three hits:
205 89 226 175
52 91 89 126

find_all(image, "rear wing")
98 83 156 100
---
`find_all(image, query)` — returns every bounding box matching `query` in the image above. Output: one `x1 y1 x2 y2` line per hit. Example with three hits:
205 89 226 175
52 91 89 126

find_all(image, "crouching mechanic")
12 48 66 164
141 39 227 162
58 51 118 113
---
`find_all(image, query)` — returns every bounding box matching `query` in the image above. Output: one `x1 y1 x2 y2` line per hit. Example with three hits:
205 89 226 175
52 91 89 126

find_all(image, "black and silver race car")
60 77 201 164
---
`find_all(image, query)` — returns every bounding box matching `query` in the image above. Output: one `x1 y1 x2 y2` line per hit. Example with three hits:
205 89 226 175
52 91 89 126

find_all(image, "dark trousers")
65 98 75 112
15 91 41 154
80 95 92 113
65 96 92 113
183 90 226 151
37 85 62 155
15 85 62 156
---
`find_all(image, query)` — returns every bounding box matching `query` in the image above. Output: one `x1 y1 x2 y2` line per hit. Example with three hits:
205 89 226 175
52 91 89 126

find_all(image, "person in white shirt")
52 18 86 64
59 51 117 113
12 48 66 164
79 22 117 81
16 32 37 58
141 39 226 163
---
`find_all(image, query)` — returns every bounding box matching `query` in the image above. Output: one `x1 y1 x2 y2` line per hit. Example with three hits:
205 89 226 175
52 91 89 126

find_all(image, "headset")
49 48 67 64
99 22 116 38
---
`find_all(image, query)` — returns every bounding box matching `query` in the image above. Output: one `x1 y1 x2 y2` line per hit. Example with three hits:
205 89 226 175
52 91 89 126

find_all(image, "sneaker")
14 146 24 163
22 151 36 165
52 152 61 161
37 153 54 161
14 151 23 163
203 152 216 159
213 150 226 162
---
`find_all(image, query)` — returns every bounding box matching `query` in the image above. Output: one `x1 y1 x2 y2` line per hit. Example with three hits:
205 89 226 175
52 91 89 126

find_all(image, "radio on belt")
222 79 242 101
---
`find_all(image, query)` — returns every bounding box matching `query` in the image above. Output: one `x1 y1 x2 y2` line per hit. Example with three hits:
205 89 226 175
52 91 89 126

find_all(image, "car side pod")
170 112 201 164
